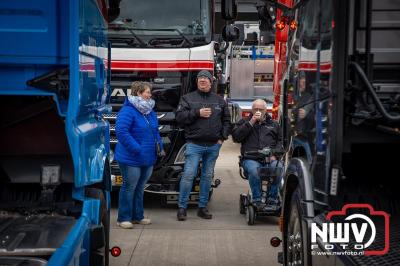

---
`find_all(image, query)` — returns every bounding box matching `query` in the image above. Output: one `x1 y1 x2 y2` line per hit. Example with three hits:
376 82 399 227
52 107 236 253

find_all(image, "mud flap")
90 224 105 266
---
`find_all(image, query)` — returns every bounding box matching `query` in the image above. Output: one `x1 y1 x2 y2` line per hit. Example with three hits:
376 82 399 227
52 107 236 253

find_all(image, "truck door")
66 0 110 187
287 0 334 207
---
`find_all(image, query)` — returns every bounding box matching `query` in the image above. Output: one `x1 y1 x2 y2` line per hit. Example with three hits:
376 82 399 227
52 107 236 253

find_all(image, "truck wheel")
102 203 110 266
285 187 304 266
247 205 255 225
86 188 110 266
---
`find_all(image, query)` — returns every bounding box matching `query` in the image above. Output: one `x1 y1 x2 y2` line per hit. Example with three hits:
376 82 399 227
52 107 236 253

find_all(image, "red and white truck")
104 0 239 204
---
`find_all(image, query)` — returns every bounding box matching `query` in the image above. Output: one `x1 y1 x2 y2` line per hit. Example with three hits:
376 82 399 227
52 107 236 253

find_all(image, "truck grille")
103 112 117 120
110 136 118 144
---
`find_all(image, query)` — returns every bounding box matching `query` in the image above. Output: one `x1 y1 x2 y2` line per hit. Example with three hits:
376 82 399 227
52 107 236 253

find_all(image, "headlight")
174 144 202 164
41 165 61 186
174 144 187 164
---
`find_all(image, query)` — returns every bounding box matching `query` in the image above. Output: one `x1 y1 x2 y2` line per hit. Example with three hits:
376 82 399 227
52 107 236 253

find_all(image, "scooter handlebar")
244 147 285 158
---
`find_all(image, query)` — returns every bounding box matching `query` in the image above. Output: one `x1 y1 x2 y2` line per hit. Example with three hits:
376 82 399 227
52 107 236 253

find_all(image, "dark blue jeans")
242 159 283 203
178 143 221 209
117 163 153 222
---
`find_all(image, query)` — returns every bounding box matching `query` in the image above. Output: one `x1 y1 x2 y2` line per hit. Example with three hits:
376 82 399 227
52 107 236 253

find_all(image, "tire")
285 187 304 266
243 196 248 214
86 188 110 266
247 205 256 225
247 193 252 204
103 205 110 266
239 195 246 214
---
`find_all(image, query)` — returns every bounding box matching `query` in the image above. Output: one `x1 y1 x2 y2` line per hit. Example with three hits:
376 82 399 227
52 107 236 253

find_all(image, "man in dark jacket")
232 99 283 210
295 73 314 136
175 70 231 221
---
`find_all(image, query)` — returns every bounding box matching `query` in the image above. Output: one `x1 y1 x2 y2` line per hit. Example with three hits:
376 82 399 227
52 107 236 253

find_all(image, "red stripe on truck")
298 62 332 73
111 60 214 71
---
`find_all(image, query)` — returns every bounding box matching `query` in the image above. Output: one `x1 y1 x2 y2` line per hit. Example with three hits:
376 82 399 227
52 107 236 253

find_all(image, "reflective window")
109 0 211 44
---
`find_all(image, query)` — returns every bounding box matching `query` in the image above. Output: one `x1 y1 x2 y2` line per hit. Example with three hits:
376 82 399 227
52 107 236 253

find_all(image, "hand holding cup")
250 111 262 124
200 107 212 118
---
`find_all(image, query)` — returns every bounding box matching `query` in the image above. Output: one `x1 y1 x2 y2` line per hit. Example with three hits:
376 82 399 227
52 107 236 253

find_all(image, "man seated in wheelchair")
232 99 284 210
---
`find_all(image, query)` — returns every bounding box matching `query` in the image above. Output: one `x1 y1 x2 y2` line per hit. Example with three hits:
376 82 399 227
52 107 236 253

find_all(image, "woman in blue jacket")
115 81 164 229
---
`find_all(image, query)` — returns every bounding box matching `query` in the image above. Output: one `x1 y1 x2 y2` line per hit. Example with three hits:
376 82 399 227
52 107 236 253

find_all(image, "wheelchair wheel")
208 188 213 202
239 195 246 214
247 205 255 225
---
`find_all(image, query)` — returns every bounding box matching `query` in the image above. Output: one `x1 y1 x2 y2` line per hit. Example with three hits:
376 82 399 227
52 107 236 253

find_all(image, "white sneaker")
132 218 151 225
117 221 134 229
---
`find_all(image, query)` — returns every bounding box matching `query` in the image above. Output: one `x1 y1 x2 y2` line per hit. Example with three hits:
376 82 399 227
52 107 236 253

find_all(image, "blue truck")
0 0 118 265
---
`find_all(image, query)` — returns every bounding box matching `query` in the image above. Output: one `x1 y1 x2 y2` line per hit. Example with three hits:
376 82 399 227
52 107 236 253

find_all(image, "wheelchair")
238 147 284 225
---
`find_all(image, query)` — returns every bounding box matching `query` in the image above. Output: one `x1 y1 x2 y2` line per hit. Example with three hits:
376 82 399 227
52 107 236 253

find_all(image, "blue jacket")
115 98 163 167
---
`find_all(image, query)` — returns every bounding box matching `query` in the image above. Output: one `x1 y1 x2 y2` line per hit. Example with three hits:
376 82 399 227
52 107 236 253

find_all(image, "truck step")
103 112 117 120
0 215 75 256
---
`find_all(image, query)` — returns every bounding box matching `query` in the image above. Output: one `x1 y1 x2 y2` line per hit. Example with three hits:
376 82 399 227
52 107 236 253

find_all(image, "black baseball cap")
197 70 213 82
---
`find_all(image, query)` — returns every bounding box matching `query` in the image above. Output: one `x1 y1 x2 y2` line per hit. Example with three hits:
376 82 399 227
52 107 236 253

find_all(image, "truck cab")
0 1 113 265
273 0 400 264
105 0 239 205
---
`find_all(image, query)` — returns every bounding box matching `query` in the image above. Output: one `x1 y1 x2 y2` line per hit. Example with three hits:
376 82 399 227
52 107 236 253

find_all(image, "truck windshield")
109 0 212 46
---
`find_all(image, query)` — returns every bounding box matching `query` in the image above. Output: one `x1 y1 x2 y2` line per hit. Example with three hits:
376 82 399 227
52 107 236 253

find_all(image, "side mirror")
222 24 240 42
214 41 229 54
221 0 237 20
108 0 121 22
108 8 120 22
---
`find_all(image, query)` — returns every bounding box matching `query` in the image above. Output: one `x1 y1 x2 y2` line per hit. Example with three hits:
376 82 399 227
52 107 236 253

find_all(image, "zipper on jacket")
258 123 261 150
202 94 211 130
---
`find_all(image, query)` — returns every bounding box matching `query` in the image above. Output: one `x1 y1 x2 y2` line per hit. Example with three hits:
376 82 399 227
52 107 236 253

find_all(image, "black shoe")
253 201 265 211
266 197 280 206
197 207 212 219
177 208 187 221
264 198 281 213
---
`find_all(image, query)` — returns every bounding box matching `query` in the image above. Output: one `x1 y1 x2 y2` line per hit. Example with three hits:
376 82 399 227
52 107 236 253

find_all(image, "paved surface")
109 139 281 266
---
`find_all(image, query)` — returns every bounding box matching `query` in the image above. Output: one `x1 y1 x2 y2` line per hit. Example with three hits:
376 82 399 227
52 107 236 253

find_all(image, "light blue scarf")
128 96 155 115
